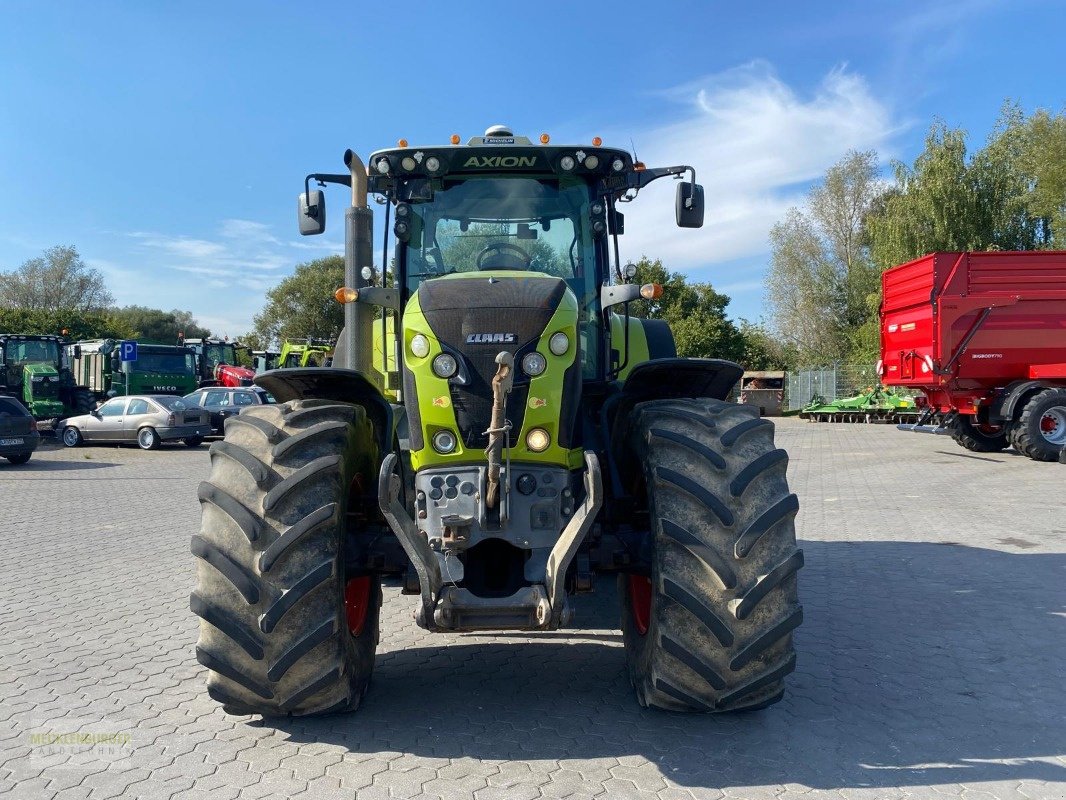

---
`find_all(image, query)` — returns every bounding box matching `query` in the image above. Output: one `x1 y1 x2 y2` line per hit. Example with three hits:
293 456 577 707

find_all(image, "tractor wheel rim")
1039 407 1066 445
628 575 652 636
345 576 371 636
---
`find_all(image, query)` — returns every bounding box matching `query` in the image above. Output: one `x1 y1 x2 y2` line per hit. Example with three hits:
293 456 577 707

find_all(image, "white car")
58 395 212 450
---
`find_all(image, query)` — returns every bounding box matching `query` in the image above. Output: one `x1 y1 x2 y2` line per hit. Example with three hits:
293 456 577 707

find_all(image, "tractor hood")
402 272 582 471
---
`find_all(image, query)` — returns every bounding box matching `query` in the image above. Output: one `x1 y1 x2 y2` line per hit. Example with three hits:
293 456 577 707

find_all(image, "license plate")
0 438 24 446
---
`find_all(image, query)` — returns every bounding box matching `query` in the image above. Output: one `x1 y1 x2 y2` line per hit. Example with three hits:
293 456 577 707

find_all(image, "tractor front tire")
192 399 380 716
952 415 1008 453
1009 388 1066 462
71 387 94 416
621 398 802 712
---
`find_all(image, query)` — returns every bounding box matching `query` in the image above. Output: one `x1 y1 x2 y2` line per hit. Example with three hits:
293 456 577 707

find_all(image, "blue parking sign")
120 341 138 362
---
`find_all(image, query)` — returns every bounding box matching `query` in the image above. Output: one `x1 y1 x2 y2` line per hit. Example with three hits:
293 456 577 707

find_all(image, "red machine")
181 337 255 388
881 251 1066 461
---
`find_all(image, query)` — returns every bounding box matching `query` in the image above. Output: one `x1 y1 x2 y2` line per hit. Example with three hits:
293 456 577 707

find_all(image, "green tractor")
0 333 94 421
277 338 335 368
192 126 802 716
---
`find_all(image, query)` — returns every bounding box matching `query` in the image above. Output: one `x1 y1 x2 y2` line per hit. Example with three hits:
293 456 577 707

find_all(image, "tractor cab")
183 337 254 387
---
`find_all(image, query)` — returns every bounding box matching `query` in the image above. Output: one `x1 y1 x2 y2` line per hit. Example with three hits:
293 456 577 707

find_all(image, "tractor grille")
419 277 566 450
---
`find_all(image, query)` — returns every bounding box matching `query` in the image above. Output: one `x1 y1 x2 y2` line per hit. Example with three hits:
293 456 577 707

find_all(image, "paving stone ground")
1 419 1064 800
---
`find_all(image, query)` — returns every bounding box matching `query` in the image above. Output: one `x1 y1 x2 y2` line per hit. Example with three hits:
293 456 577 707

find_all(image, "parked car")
181 386 275 434
58 394 212 450
0 396 40 464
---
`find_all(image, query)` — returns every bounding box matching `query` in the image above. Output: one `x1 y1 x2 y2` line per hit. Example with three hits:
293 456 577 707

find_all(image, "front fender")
254 368 393 457
603 358 743 517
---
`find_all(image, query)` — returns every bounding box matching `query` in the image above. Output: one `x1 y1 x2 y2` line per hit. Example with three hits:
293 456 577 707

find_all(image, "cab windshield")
400 175 603 375
204 344 236 368
3 339 59 366
137 351 196 373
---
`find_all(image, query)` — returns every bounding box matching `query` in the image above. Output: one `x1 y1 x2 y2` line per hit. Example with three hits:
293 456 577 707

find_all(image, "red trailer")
880 251 1066 461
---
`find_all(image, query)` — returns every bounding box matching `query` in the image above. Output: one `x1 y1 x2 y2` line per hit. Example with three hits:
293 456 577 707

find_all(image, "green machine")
69 340 199 400
191 126 803 718
277 338 334 368
0 333 93 420
800 386 920 423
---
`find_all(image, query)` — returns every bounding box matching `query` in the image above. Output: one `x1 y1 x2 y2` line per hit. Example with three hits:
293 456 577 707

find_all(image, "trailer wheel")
1010 388 1066 462
620 398 802 712
952 416 1008 453
192 399 381 716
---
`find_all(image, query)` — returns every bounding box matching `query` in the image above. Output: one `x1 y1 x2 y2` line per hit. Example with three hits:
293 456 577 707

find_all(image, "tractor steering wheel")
476 242 531 271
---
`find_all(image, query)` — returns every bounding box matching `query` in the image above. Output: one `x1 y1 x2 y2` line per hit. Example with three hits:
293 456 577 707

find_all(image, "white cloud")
607 62 902 296
92 218 343 335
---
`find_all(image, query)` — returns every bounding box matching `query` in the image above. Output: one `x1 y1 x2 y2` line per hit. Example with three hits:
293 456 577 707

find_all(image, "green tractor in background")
277 338 335 368
0 333 94 421
192 126 802 717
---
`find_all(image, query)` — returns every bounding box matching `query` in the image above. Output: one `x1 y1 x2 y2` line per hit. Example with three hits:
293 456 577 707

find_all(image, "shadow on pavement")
267 540 1066 791
0 459 119 471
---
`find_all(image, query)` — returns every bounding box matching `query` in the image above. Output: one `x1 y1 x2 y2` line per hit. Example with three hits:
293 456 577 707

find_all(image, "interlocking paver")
1 423 1064 799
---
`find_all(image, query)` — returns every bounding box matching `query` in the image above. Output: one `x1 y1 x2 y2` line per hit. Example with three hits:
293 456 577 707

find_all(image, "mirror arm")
627 164 696 191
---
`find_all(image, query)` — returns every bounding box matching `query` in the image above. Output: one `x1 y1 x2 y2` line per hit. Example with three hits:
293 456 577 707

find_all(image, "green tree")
628 257 746 362
252 255 345 347
0 245 114 312
109 306 211 343
766 151 883 365
867 114 1049 268
736 320 799 371
1021 107 1066 245
0 307 134 340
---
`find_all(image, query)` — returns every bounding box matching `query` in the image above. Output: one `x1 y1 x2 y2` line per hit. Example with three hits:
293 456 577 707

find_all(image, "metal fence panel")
786 364 878 411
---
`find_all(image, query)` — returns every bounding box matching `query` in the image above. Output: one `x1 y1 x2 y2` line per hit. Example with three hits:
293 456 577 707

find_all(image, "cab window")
127 399 151 415
233 392 255 406
98 399 126 417
205 390 228 406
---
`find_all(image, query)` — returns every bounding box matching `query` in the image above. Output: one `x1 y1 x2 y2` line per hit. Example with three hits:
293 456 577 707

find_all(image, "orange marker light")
592 136 602 146
450 133 461 145
397 138 408 148
540 133 550 144
334 287 359 304
633 161 646 172
639 283 663 300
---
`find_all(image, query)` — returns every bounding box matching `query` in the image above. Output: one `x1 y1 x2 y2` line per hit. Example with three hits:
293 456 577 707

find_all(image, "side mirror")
609 207 624 235
298 189 326 236
676 182 705 228
72 345 82 360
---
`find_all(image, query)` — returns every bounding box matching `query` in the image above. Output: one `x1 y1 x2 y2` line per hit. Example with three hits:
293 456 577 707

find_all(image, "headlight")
432 353 458 378
526 428 550 452
521 352 546 376
375 157 390 174
410 334 430 358
584 155 600 170
432 430 457 454
425 156 441 173
401 156 417 171
612 158 625 172
560 155 575 171
549 332 569 356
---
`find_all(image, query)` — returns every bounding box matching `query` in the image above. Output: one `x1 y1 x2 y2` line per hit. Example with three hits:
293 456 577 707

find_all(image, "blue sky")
1 1 1062 336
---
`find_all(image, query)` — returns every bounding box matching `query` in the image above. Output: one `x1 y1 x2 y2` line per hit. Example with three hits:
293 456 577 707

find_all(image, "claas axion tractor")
192 126 803 716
